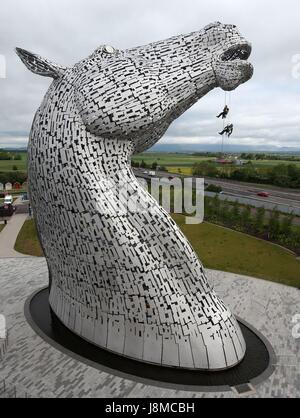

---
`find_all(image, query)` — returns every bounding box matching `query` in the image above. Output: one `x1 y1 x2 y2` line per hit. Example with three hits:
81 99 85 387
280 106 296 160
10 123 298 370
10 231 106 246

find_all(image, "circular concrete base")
25 287 276 392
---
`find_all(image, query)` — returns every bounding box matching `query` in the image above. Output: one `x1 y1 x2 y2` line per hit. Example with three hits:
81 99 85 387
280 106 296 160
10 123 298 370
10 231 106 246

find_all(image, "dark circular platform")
25 287 276 392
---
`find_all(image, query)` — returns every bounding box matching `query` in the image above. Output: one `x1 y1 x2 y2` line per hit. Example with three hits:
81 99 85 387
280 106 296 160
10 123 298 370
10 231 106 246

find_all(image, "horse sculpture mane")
17 22 253 370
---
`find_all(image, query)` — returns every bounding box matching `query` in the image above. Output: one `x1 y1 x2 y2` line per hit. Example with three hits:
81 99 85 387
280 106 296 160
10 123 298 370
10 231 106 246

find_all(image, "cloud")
1 0 300 149
0 136 28 149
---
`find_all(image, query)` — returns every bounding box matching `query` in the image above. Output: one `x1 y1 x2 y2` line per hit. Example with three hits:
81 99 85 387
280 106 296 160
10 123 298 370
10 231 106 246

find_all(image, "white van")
4 195 13 205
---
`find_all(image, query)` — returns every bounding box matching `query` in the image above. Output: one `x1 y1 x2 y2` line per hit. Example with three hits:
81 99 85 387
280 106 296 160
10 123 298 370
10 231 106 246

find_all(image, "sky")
0 0 300 151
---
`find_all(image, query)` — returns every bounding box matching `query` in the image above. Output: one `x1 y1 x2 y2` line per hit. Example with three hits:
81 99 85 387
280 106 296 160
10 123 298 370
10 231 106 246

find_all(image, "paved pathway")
13 197 23 205
0 258 299 398
0 213 30 258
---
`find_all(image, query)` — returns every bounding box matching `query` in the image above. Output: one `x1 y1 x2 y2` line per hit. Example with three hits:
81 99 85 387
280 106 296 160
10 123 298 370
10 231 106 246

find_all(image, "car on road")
206 184 223 194
3 195 13 205
0 203 14 218
257 192 270 198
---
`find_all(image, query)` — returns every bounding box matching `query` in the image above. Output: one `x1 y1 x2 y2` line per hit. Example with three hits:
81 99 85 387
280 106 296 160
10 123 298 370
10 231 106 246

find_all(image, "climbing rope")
227 91 232 123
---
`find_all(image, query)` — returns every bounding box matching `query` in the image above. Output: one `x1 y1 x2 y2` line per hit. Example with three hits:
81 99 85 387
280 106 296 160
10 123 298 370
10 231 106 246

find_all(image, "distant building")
13 182 21 190
5 182 12 191
216 159 234 165
234 159 247 166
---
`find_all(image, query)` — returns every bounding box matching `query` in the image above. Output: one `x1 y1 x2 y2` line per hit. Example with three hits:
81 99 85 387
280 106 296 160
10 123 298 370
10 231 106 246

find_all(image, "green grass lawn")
0 153 27 172
173 214 300 288
14 218 43 257
0 224 5 233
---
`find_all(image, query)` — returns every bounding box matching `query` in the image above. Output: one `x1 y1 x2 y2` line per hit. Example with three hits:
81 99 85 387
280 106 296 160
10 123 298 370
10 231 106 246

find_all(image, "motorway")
133 168 300 216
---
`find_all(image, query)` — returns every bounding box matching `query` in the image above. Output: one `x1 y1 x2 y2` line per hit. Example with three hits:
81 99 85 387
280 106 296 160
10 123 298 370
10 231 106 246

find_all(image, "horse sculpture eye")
104 45 115 54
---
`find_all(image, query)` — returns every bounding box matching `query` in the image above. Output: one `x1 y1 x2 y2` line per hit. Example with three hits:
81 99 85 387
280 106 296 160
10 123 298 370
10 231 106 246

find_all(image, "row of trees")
191 152 300 162
240 153 300 162
193 161 219 178
0 151 23 161
204 195 300 253
0 171 27 184
193 161 300 188
230 164 300 188
132 160 168 171
192 152 220 158
132 160 157 169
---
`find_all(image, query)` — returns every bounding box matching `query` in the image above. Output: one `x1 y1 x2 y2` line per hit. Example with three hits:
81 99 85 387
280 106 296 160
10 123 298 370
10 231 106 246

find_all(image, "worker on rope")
219 123 234 138
216 105 229 119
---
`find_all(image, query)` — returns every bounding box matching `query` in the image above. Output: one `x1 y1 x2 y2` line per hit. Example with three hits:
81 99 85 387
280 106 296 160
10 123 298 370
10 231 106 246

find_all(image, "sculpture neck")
88 136 134 177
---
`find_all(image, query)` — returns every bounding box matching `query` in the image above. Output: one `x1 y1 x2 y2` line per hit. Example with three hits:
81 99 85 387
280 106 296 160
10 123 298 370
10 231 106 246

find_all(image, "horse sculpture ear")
15 48 67 79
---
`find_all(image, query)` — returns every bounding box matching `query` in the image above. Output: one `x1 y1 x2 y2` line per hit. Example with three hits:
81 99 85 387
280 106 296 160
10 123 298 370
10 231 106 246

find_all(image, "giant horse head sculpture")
17 22 253 370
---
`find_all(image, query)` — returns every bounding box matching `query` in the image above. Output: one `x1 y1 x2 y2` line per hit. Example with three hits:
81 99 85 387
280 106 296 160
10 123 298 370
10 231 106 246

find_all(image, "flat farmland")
251 160 300 168
132 153 215 167
0 153 27 172
132 153 300 169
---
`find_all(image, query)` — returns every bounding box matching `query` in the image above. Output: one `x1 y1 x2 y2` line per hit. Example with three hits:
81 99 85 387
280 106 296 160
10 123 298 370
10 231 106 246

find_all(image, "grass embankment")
173 214 300 288
14 219 43 257
15 216 300 287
